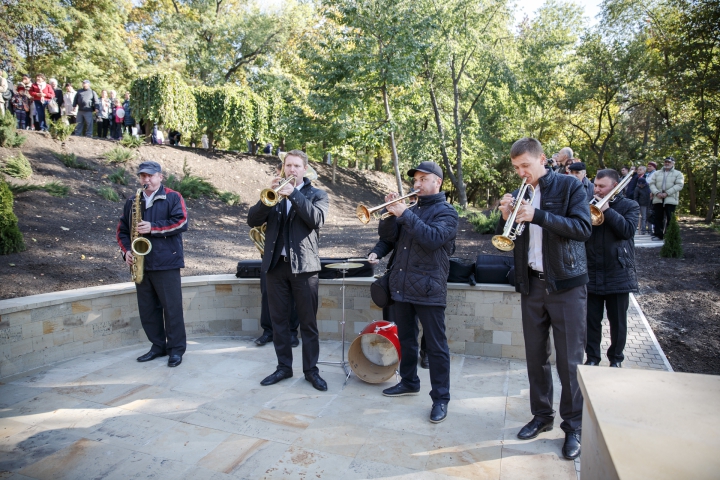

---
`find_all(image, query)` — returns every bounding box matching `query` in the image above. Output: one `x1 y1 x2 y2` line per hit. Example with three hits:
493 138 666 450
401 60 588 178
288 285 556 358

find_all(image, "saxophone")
130 187 152 283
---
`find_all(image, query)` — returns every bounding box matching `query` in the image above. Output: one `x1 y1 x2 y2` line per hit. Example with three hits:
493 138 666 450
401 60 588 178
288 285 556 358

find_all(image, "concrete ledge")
578 366 720 479
0 275 521 377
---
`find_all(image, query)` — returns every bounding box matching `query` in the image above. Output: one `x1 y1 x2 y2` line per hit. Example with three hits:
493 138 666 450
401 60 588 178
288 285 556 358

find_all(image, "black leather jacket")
497 168 592 295
586 195 639 295
247 177 328 274
370 192 458 307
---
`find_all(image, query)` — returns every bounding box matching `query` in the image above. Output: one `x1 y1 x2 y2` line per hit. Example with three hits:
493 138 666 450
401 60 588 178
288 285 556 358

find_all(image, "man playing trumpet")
247 150 329 391
367 161 458 424
496 138 591 460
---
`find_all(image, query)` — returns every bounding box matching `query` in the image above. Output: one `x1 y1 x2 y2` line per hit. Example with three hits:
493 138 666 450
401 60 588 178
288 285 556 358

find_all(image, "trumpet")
492 178 535 252
356 190 419 224
589 170 635 226
260 176 297 207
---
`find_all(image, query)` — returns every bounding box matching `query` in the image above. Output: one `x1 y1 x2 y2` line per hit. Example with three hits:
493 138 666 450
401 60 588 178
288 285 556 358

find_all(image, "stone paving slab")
0 295 670 479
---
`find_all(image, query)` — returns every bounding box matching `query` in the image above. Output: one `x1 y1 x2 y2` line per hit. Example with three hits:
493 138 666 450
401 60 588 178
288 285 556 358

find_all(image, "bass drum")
348 320 401 383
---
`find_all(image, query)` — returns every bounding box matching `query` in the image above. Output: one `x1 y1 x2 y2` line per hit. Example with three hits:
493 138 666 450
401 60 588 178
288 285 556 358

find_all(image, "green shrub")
219 191 240 205
8 183 43 195
43 181 70 197
54 152 94 171
48 119 75 142
0 178 25 254
103 146 135 164
108 167 129 185
164 159 218 199
119 133 144 148
0 111 26 148
468 209 501 234
660 215 683 258
1 153 33 179
97 186 120 202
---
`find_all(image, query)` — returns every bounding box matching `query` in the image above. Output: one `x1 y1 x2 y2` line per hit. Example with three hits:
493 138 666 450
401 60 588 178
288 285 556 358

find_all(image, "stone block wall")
0 275 522 378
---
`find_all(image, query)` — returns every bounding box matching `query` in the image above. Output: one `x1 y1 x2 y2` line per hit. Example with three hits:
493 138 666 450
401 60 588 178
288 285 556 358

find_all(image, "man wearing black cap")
116 161 189 367
367 161 458 424
568 161 594 202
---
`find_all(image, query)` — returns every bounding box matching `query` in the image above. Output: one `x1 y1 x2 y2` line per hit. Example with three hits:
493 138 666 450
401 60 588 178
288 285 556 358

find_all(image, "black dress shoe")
291 334 300 348
609 362 622 368
136 351 167 362
584 359 599 366
255 333 272 346
382 383 420 397
419 350 429 369
430 403 447 423
563 431 581 459
517 418 554 440
167 355 182 367
260 370 292 386
304 372 327 391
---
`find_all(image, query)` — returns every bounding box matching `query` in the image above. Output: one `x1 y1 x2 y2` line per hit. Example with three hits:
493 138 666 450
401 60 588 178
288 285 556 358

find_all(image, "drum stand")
318 263 361 383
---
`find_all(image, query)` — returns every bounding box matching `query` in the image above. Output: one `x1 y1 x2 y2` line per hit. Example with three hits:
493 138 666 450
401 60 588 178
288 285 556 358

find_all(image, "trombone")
356 190 419 224
589 170 635 226
492 178 535 252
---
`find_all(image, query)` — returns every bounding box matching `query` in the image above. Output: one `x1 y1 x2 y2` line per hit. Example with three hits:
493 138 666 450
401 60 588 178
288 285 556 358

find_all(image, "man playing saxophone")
247 150 329 391
116 161 188 367
496 138 591 460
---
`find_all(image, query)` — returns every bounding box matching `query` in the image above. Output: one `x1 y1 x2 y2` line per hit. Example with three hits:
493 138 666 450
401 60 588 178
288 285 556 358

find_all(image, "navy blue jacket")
370 192 458 307
117 185 188 271
586 195 639 295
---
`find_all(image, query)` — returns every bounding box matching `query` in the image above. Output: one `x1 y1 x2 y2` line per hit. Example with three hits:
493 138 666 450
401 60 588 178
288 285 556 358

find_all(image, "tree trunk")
686 163 697 214
706 141 719 223
451 73 467 208
374 150 383 171
332 152 337 184
382 84 403 195
279 137 286 151
428 80 458 191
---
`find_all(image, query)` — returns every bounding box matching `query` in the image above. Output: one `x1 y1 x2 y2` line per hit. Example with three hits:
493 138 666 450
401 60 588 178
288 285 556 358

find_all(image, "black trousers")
392 301 450 404
265 261 320 375
260 271 299 336
135 269 187 356
586 292 629 364
521 276 586 433
652 203 677 239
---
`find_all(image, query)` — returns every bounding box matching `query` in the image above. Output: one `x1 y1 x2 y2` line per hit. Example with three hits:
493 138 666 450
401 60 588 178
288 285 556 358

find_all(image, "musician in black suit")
247 150 329 391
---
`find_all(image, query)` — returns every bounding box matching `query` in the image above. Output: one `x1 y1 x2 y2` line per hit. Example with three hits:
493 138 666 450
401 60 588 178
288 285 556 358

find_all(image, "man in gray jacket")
73 80 98 137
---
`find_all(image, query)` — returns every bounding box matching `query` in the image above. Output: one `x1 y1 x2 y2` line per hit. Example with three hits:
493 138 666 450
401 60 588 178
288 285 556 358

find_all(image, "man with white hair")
73 80 98 137
649 157 684 240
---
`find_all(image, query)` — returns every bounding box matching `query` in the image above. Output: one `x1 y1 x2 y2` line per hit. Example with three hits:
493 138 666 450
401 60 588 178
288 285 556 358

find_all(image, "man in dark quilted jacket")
367 161 458 424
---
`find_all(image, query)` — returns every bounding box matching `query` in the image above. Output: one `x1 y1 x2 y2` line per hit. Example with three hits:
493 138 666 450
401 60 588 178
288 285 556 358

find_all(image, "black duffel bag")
475 254 514 284
236 259 263 278
448 257 476 285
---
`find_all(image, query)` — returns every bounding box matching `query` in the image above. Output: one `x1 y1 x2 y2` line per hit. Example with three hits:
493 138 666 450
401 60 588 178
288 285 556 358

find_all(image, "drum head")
360 334 398 367
348 334 399 384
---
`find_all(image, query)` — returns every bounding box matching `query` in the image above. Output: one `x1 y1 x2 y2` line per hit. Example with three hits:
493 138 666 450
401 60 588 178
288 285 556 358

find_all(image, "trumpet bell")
131 237 152 256
260 188 280 207
356 205 371 224
590 205 604 226
491 235 515 252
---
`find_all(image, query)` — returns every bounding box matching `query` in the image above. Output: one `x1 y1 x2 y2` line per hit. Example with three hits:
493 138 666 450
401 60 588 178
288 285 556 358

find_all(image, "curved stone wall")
0 275 520 378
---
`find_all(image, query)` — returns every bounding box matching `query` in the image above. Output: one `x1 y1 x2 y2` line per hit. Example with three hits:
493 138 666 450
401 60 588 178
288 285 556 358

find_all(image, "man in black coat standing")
367 161 458 424
496 138 591 460
247 150 329 391
584 169 639 368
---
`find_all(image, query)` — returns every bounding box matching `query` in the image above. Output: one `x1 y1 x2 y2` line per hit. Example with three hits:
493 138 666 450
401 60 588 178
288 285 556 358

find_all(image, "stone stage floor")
0 336 594 480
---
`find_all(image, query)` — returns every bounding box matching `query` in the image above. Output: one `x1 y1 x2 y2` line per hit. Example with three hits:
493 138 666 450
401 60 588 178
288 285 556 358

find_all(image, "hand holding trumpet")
384 192 407 218
499 193 535 223
271 176 295 197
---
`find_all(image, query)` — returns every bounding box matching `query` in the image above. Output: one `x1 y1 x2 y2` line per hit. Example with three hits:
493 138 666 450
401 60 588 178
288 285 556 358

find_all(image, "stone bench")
0 275 521 377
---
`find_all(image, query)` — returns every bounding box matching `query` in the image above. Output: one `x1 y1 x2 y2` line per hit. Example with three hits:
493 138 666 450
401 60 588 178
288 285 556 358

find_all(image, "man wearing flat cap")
117 161 189 367
568 161 594 202
648 156 684 241
367 161 458 424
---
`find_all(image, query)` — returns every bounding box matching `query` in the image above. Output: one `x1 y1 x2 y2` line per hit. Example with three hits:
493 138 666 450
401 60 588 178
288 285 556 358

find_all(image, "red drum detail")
348 320 401 383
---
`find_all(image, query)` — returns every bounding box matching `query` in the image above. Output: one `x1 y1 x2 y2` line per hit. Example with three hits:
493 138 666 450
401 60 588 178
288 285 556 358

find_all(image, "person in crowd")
97 90 111 139
0 71 8 116
11 85 31 129
247 150 329 392
116 161 188 368
645 161 657 183
48 78 63 123
122 92 135 136
201 134 209 149
496 138 591 460
568 162 595 202
263 142 273 154
633 177 652 234
367 161 458 424
649 157 684 241
20 75 34 129
62 83 78 124
152 125 165 145
585 169 639 368
112 98 124 140
554 147 574 173
73 80 98 137
29 74 55 131
643 162 657 234
621 166 638 199
168 130 181 146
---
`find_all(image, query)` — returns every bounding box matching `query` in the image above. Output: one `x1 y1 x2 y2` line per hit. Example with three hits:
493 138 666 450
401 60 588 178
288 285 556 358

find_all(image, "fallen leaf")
32 238 37 242
107 228 111 231
9 263 15 267
61 227 69 231
81 255 86 260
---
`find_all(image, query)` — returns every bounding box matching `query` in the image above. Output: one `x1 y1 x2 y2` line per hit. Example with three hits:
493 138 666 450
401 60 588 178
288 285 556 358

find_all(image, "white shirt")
280 181 304 255
527 186 543 272
143 189 158 210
